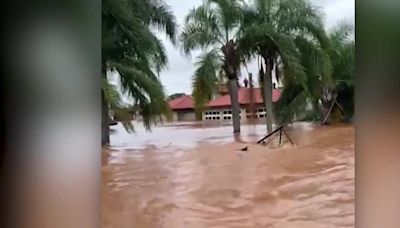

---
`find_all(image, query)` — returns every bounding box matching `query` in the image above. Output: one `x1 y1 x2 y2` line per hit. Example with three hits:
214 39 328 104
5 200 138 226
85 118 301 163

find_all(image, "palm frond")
328 21 355 88
121 121 135 133
103 0 177 132
180 23 220 54
145 0 177 44
329 20 354 44
102 76 135 133
148 35 168 72
275 83 308 124
192 49 222 112
181 5 225 54
109 62 169 130
295 36 333 94
239 22 306 87
102 78 122 108
276 0 329 47
207 0 242 40
113 107 136 133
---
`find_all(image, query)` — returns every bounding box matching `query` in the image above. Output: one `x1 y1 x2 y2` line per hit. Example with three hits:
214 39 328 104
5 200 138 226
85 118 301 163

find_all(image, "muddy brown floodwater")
102 122 354 228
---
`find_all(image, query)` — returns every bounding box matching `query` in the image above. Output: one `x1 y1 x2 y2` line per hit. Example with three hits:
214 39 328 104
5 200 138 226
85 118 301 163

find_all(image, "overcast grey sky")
158 0 355 95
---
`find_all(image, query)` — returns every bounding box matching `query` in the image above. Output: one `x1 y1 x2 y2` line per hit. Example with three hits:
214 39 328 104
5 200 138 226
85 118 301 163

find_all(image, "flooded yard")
102 122 354 227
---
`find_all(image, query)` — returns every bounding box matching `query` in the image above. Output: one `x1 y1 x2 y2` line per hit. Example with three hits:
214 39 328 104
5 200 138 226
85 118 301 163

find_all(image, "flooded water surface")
102 122 354 227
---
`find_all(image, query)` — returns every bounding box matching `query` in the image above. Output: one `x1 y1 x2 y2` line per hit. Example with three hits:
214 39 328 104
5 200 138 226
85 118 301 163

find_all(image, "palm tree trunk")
228 78 241 133
221 40 240 133
101 89 110 146
263 57 276 133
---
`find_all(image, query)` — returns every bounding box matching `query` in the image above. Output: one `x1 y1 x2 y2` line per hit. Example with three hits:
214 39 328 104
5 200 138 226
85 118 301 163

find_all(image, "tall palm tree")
102 0 177 145
274 21 354 124
181 0 243 133
273 23 354 124
326 21 354 120
239 0 329 132
274 28 333 123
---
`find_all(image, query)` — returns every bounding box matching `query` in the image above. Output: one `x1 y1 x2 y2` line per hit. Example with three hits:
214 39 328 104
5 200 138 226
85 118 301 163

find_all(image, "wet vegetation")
102 0 354 144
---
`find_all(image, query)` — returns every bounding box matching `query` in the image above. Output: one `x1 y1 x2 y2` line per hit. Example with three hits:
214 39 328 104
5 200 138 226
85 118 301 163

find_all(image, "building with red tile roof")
166 88 282 122
203 87 281 122
168 95 195 110
167 95 196 121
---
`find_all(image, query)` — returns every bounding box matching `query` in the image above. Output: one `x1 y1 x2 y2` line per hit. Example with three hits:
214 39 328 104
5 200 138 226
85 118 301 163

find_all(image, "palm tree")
274 21 354 124
102 0 177 145
181 0 243 133
274 28 333 123
273 23 354 124
239 0 329 132
326 21 354 120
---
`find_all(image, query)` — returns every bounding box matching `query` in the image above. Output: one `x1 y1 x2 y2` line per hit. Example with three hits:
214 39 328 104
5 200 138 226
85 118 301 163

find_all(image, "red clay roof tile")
207 87 281 108
168 95 194 110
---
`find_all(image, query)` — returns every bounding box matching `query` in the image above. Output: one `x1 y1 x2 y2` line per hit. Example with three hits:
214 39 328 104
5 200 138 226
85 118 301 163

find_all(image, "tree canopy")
102 0 177 130
182 0 354 125
181 0 244 132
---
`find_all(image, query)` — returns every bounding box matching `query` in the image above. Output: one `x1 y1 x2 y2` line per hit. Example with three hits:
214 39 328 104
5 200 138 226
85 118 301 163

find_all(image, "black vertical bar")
279 128 282 145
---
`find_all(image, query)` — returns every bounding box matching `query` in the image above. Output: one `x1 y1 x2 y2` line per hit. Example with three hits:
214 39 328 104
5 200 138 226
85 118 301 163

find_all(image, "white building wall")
203 109 244 121
202 106 268 123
